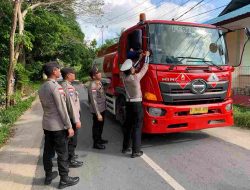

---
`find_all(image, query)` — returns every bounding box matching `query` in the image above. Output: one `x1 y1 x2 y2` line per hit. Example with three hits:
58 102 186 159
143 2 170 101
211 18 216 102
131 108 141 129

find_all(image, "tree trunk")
6 0 20 108
17 3 26 95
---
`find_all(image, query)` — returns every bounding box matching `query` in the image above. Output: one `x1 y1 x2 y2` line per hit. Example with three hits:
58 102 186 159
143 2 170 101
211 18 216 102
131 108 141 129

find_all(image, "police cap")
120 59 133 71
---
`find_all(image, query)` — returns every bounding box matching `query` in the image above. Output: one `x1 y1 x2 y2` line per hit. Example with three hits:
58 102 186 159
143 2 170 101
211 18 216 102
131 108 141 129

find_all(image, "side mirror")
226 29 250 67
245 28 250 38
238 28 250 66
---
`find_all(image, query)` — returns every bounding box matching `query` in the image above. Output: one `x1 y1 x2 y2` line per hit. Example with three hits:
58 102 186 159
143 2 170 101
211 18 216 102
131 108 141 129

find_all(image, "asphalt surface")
31 85 250 190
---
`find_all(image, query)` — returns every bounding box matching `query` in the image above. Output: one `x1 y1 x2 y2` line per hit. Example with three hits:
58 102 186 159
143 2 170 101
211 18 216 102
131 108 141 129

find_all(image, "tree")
6 0 104 107
6 0 19 107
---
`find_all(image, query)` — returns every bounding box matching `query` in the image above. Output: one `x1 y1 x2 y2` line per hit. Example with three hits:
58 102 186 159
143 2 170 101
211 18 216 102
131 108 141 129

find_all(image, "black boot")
99 139 108 144
72 154 78 160
131 151 143 158
58 176 80 189
93 143 105 150
69 159 83 168
44 171 58 185
122 148 131 154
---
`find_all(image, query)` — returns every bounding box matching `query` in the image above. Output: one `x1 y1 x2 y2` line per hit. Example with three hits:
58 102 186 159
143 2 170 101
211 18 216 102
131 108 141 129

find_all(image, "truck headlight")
148 107 166 116
225 103 232 111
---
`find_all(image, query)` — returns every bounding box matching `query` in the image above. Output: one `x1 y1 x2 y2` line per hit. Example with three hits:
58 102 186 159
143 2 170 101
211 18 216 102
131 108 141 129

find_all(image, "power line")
178 4 227 22
156 0 192 19
110 0 168 25
174 0 205 21
102 0 148 24
170 0 214 21
95 25 108 45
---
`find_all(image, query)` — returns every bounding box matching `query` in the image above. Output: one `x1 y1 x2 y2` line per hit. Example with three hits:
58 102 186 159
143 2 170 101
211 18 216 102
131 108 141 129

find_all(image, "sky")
77 0 232 46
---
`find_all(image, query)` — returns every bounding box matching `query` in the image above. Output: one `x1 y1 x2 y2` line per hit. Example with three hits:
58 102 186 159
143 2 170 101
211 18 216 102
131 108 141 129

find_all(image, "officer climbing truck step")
91 13 249 134
121 51 150 158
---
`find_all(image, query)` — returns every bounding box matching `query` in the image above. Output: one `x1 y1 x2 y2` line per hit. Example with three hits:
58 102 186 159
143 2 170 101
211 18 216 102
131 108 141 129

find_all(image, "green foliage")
0 96 35 145
15 63 30 86
0 75 6 105
98 38 117 52
24 7 96 79
0 0 12 78
0 1 98 98
15 31 35 51
26 61 44 81
82 76 90 83
233 105 250 128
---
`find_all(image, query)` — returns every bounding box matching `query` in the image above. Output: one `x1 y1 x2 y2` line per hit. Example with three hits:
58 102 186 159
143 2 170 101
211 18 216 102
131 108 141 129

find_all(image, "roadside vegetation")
0 95 36 146
233 105 250 129
0 0 104 145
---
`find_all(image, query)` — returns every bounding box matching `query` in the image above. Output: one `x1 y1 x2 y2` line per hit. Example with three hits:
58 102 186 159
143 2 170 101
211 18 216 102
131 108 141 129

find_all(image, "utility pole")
95 25 108 45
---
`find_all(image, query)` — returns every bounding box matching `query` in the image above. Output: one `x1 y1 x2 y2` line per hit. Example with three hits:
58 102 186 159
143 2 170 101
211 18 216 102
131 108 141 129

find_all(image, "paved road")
32 85 250 190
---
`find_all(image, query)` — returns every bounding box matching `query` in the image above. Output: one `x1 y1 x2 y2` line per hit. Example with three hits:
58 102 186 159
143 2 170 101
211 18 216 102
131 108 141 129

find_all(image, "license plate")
190 107 208 114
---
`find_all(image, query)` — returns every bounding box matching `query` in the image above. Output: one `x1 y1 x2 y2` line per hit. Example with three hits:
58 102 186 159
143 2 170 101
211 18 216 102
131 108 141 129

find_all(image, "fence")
232 66 250 96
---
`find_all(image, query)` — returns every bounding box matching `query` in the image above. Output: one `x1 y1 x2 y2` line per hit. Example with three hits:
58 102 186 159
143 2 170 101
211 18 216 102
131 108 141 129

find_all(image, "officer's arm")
65 87 80 124
50 85 72 129
136 55 149 80
89 84 101 116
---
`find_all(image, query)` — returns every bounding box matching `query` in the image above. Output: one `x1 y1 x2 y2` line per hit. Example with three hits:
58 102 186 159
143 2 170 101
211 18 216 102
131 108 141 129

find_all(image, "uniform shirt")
38 79 72 131
88 80 106 115
123 60 149 100
61 80 81 124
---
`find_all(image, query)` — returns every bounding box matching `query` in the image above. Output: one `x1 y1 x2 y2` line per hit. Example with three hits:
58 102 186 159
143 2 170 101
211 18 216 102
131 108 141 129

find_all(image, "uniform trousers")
122 101 143 153
92 111 105 144
68 121 78 160
43 130 69 177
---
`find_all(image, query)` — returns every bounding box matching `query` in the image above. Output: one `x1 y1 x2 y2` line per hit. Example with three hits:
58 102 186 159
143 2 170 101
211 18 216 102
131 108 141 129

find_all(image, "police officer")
88 66 108 150
120 51 150 158
61 68 83 168
38 62 79 189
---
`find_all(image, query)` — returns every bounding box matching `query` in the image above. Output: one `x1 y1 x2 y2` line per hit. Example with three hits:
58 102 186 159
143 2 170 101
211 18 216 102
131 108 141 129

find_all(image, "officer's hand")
76 121 81 129
97 114 103 121
68 128 74 138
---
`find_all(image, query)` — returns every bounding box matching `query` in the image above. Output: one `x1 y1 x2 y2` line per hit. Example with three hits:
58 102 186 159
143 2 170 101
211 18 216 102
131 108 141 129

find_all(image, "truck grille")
160 81 228 105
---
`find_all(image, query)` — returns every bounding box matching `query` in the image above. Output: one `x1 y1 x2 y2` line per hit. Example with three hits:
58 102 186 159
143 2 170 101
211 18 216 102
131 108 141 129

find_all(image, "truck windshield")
149 24 227 65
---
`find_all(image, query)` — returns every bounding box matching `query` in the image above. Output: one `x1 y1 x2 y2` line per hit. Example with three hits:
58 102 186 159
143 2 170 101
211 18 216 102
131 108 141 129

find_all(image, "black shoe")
72 154 78 160
131 151 143 158
122 148 131 154
99 139 108 144
44 171 58 185
58 176 79 189
93 143 105 150
69 159 83 168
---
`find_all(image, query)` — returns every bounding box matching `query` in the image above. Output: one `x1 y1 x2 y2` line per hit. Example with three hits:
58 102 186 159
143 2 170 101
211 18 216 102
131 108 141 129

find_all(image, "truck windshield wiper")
199 59 223 70
176 56 223 70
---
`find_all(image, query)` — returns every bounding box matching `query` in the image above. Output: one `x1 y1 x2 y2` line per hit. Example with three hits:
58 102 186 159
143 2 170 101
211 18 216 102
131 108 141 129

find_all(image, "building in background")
206 0 250 105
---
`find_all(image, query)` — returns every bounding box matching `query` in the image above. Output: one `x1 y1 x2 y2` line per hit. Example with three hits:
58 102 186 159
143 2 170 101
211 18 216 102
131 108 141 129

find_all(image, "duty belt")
126 97 142 102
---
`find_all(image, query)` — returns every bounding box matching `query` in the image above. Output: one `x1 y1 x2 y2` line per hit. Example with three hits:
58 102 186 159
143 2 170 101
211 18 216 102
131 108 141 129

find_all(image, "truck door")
118 26 146 66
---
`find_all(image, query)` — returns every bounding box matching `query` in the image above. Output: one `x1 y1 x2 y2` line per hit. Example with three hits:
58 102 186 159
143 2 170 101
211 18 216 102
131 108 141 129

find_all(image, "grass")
233 105 250 129
0 96 36 146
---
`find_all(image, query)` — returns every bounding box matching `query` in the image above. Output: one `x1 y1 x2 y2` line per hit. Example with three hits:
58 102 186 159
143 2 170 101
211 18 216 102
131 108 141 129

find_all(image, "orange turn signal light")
144 92 157 101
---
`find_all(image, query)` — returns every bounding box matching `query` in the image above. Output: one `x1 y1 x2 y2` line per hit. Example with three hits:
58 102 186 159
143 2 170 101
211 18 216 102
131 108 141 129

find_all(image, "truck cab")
93 14 250 134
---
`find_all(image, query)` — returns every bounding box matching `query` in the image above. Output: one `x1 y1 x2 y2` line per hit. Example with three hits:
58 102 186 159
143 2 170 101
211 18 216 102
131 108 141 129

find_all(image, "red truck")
92 14 247 134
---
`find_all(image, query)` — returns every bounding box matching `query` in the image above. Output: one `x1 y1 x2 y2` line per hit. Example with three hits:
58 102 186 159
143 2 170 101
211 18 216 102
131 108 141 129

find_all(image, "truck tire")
115 95 126 126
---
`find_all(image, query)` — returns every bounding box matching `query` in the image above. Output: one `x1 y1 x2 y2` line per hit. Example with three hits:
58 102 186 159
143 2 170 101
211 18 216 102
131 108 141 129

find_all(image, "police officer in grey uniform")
61 68 83 168
120 51 150 158
38 62 79 189
88 66 108 149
